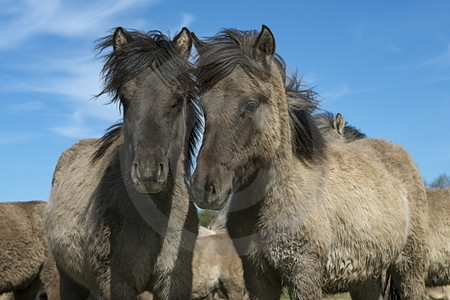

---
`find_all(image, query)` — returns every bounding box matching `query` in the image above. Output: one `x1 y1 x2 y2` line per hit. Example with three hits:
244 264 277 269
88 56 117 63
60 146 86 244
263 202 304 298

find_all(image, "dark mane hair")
313 111 337 133
195 28 326 162
95 29 193 102
91 29 202 173
343 122 366 141
313 111 366 142
286 75 327 161
195 29 286 92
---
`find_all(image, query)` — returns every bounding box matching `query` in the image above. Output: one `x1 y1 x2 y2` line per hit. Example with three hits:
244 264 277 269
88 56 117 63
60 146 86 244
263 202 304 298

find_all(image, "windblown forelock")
95 30 194 102
195 29 286 92
91 29 201 166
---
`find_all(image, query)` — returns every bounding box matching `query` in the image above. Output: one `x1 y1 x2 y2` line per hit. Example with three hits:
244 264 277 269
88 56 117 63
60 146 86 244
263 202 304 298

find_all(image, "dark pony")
46 27 201 299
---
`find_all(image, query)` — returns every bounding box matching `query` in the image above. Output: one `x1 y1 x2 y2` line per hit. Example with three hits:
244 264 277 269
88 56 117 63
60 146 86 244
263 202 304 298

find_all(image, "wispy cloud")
390 43 450 71
416 43 450 69
7 101 44 113
51 111 106 139
0 0 195 139
321 84 378 103
0 132 43 145
0 0 156 50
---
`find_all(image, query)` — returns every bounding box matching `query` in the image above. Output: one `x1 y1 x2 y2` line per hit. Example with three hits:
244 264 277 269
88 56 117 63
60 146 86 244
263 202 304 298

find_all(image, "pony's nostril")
131 162 141 185
156 163 167 183
208 184 217 196
158 163 164 177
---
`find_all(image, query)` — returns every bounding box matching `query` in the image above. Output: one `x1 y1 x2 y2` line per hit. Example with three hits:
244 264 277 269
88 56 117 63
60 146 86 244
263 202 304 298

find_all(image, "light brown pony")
0 201 59 300
45 27 200 299
189 26 429 299
320 113 450 299
192 216 247 300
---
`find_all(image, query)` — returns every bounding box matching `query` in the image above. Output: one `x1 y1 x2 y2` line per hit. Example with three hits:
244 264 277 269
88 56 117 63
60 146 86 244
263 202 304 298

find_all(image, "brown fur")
426 188 450 287
190 27 429 299
0 201 60 300
46 136 198 299
320 113 450 298
192 223 247 300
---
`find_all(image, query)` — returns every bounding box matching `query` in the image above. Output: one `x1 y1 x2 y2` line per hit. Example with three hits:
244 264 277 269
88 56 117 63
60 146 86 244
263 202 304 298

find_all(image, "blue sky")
1 0 449 202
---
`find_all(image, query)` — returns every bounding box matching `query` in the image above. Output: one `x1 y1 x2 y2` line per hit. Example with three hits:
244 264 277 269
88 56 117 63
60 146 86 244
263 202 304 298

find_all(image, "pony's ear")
113 27 131 51
173 27 192 60
191 32 209 51
333 113 345 136
254 25 275 56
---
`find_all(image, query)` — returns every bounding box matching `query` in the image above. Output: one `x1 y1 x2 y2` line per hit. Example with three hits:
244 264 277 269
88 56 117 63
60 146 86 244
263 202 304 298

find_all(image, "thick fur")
192 224 247 300
191 28 429 299
45 138 198 299
0 201 60 300
426 188 450 287
319 113 450 299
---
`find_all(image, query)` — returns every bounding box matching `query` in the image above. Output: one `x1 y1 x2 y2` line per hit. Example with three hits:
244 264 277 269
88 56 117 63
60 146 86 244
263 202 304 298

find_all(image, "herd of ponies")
0 25 449 300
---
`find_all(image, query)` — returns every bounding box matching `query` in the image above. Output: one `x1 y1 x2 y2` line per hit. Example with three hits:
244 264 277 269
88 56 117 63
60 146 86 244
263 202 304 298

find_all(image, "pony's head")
190 26 325 209
95 27 195 195
315 112 366 143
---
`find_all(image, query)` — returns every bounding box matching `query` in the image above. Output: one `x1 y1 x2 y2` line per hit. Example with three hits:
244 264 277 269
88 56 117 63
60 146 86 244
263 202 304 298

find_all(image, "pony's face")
113 27 193 195
190 26 286 209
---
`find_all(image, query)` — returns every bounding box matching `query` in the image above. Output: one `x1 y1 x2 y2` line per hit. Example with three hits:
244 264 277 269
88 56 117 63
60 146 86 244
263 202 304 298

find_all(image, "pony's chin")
134 183 165 195
195 190 230 210
196 198 227 210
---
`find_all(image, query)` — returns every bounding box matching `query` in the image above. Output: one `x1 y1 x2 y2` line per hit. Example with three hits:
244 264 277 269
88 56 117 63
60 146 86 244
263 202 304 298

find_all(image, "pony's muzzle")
131 160 168 194
190 180 227 210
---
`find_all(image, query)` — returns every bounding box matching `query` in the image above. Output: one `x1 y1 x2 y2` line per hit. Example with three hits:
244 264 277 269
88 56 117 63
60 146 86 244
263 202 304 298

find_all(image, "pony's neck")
229 141 296 213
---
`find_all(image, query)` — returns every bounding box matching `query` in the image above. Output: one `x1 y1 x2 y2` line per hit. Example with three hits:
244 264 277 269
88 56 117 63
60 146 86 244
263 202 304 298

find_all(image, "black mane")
343 123 366 141
91 29 203 175
313 111 367 142
285 75 327 161
195 29 326 161
95 29 192 102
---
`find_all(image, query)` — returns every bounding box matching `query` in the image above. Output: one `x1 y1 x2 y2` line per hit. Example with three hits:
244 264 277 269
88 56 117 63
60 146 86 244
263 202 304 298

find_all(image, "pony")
192 216 247 300
189 26 429 299
310 112 450 299
0 201 60 300
45 27 201 299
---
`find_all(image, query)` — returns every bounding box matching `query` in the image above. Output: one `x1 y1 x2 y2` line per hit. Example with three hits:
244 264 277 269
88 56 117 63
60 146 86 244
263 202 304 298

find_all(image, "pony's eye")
244 101 259 114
